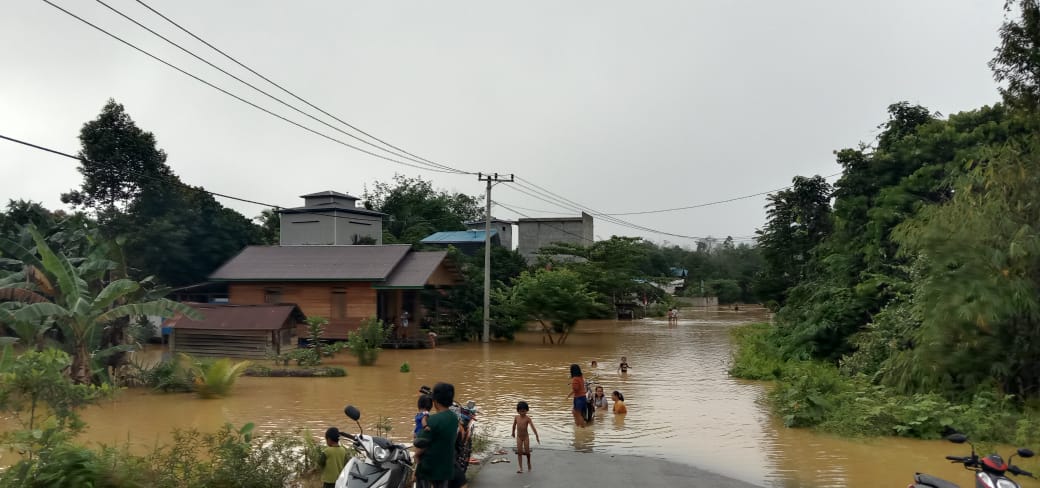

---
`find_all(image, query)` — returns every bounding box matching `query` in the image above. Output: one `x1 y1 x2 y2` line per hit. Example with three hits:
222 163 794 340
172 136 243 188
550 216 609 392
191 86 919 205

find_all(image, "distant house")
279 191 384 245
420 230 501 256
463 217 514 250
208 245 461 340
165 303 305 359
517 212 594 263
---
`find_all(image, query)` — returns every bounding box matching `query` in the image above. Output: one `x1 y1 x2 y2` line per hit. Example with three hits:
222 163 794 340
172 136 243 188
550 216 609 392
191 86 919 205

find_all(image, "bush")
348 317 390 366
179 354 251 399
400 362 411 373
137 359 195 393
728 323 784 380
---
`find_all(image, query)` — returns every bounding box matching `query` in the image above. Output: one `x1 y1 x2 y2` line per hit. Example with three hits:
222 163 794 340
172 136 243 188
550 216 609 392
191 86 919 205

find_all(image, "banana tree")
0 228 201 384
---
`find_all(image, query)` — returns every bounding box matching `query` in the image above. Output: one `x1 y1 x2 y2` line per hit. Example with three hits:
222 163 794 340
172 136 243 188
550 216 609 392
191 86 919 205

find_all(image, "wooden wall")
229 282 377 339
172 329 272 359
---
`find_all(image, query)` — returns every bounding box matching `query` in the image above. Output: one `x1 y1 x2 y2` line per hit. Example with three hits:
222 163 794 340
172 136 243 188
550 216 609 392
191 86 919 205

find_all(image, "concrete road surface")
468 448 762 488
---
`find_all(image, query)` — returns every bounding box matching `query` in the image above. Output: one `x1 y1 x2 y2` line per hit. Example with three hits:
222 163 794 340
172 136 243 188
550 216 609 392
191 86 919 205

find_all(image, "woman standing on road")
566 364 588 427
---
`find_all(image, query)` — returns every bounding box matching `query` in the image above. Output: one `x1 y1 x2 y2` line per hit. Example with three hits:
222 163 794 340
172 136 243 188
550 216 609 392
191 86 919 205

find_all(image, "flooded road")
73 308 1040 487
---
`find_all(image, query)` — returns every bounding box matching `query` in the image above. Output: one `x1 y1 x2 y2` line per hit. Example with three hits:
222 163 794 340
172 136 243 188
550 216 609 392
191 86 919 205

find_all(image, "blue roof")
669 267 688 277
421 230 498 244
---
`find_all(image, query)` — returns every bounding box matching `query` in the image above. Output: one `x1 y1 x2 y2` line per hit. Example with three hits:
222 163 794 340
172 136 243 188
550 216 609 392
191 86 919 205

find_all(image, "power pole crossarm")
477 172 515 343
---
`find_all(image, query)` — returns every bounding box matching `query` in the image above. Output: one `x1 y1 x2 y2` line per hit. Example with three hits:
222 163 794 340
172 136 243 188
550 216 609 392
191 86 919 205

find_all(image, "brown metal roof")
378 251 456 289
167 303 305 331
209 245 411 281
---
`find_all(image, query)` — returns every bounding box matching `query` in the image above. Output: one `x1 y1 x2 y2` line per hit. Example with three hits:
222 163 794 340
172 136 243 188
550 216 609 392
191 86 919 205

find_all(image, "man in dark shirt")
415 382 457 488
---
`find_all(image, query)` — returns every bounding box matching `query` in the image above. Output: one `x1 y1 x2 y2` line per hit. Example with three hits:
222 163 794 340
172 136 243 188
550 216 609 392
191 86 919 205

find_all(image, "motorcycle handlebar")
1010 465 1034 478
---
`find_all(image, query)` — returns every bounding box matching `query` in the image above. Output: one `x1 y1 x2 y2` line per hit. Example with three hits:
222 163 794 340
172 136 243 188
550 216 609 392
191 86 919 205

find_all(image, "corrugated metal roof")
420 230 497 244
300 190 359 199
209 245 411 281
378 251 454 288
167 303 305 330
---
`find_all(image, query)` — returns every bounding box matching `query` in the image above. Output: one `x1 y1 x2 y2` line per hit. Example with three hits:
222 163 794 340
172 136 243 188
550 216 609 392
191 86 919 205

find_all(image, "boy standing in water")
511 401 540 473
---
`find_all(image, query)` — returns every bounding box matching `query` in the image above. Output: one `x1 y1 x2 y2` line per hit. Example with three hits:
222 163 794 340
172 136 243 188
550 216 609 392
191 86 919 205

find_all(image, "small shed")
166 303 306 359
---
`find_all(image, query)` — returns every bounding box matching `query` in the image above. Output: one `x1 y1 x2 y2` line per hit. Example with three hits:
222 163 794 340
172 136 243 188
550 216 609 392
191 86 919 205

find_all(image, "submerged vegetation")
731 324 1040 445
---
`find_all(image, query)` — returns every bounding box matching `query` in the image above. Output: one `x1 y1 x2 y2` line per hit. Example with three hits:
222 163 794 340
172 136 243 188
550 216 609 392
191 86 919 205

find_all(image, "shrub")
728 323 785 380
179 354 251 399
400 362 411 373
138 358 195 393
348 317 390 366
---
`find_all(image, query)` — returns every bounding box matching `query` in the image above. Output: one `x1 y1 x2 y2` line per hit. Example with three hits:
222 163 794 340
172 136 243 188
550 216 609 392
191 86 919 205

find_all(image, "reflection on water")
65 308 1040 487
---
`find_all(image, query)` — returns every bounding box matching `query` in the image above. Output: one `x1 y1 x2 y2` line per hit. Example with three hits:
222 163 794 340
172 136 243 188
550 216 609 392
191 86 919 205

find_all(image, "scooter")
334 405 414 488
909 433 1035 488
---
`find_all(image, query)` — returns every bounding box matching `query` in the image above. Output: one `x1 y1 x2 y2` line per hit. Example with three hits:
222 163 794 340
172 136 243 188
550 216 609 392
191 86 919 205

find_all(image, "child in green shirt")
319 427 349 488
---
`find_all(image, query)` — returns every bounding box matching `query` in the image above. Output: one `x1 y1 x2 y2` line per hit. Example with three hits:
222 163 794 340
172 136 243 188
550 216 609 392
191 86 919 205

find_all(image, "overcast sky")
0 1 1006 246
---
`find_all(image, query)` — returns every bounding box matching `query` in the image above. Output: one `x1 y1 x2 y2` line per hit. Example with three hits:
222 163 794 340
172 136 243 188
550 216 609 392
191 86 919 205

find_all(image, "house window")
264 287 282 304
331 289 347 319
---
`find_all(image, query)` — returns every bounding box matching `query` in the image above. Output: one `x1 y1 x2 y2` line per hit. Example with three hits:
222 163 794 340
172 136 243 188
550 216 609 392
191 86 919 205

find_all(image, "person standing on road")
566 364 588 427
415 382 457 488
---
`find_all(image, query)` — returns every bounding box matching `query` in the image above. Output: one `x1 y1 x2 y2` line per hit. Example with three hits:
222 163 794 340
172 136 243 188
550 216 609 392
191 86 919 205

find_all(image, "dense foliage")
61 100 265 287
363 174 482 244
734 0 1040 442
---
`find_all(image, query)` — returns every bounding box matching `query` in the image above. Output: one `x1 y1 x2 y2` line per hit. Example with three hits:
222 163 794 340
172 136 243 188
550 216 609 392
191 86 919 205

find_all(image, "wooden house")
208 245 461 340
165 303 305 358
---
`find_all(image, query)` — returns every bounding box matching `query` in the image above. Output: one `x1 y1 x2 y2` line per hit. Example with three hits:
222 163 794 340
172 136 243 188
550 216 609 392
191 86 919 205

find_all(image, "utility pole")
478 172 515 343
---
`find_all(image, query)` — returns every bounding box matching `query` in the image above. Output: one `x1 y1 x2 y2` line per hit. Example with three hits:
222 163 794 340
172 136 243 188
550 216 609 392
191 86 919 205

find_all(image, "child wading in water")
511 401 541 473
617 356 630 374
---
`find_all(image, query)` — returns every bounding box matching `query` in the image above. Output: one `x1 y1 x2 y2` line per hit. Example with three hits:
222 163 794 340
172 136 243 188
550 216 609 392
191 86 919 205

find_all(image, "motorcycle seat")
914 472 960 488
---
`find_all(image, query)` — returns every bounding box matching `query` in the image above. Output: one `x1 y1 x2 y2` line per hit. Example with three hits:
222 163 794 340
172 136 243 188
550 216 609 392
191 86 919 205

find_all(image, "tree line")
752 0 1040 403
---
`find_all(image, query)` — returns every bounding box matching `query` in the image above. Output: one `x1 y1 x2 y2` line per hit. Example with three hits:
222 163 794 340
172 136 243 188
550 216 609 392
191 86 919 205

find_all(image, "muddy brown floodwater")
56 308 1040 487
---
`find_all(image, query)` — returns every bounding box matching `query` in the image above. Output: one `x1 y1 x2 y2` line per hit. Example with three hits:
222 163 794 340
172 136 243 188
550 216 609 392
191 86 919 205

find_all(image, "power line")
131 0 468 175
40 0 463 175
0 133 276 208
495 171 842 217
492 200 754 244
604 172 844 215
92 0 469 176
510 179 718 241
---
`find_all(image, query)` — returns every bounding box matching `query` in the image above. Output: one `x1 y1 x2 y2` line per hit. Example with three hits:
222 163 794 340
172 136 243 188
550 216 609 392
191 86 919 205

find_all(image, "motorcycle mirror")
344 405 361 422
946 433 968 444
1018 448 1034 459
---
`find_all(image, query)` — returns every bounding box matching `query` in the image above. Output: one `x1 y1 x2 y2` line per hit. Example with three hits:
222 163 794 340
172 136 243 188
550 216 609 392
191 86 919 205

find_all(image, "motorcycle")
334 405 415 488
909 433 1035 488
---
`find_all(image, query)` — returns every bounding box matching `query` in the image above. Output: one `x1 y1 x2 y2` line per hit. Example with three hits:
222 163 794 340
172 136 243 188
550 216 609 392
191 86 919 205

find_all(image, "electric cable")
132 0 469 175
92 0 469 175
41 0 463 175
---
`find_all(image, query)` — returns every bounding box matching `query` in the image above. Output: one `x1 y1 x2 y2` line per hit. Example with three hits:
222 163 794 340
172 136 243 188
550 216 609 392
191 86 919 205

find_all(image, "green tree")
0 227 200 384
888 135 1040 397
347 316 390 365
991 0 1040 111
505 268 601 344
363 175 481 244
753 175 833 305
0 349 110 483
61 100 264 287
423 246 528 340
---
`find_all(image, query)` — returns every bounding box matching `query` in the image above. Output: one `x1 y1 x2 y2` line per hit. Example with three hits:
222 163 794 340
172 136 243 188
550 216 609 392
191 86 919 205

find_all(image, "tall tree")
61 100 172 214
363 175 481 244
991 0 1040 111
754 175 833 305
61 100 263 286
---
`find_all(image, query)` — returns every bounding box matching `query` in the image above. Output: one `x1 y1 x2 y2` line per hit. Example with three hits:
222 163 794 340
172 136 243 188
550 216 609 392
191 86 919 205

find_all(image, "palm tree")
0 227 200 384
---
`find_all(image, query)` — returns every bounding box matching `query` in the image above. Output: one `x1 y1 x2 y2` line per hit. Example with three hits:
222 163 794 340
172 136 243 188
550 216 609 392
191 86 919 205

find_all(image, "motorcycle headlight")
373 445 390 462
996 478 1017 488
